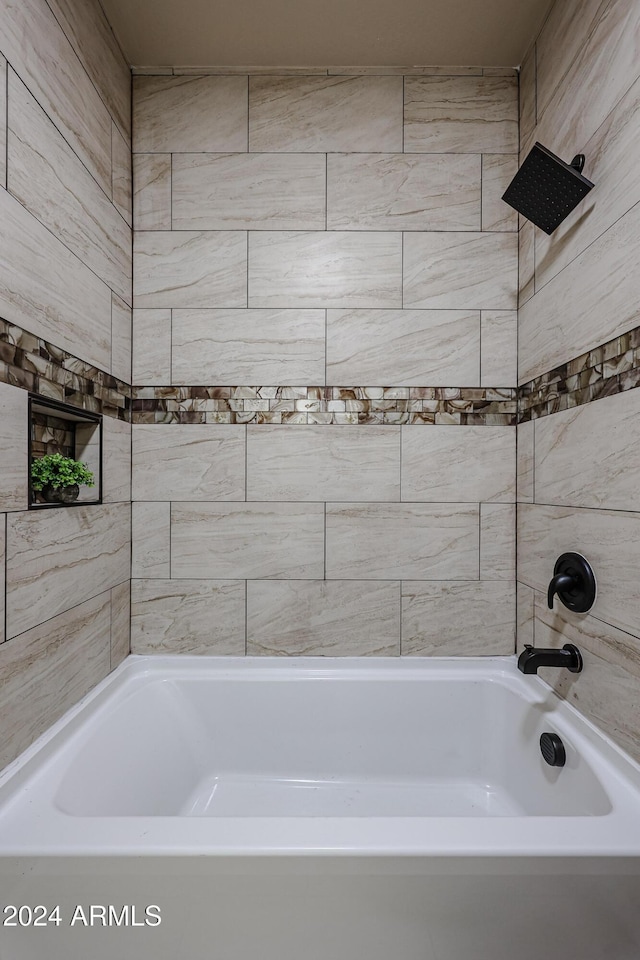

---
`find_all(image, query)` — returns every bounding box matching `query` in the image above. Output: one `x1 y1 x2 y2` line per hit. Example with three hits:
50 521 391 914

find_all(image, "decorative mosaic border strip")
131 386 517 425
518 327 640 423
0 319 131 421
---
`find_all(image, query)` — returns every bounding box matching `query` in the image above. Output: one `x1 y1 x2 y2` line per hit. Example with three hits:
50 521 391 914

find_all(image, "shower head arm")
571 154 585 173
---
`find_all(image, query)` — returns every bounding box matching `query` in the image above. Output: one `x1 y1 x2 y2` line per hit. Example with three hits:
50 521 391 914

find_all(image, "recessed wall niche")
29 395 103 509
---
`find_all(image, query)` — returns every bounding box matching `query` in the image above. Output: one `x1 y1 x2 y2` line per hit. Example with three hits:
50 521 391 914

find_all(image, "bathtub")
0 655 639 960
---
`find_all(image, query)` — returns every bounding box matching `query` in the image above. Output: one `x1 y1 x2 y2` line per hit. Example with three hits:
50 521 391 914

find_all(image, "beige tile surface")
516 580 535 651
480 311 517 386
401 581 515 655
111 293 132 382
249 75 403 152
1 0 113 192
133 154 172 231
518 220 535 308
0 188 112 372
326 503 479 580
517 419 535 504
0 56 6 189
481 155 518 232
134 231 247 309
0 592 112 770
133 424 245 500
131 579 245 654
0 382 29 512
247 425 400 501
404 76 518 153
112 123 132 227
247 580 400 656
519 45 536 154
0 518 4 644
172 153 326 230
6 503 131 639
171 502 325 579
326 309 480 385
102 417 132 504
133 75 248 153
327 153 481 231
480 503 515 579
249 231 402 308
171 308 325 385
132 309 172 384
132 501 170 578
110 580 131 668
401 426 515 503
403 232 517 310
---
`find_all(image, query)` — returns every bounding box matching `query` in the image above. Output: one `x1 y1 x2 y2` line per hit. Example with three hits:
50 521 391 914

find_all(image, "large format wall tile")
404 77 518 154
248 231 402 308
325 503 479 580
326 309 480 385
133 76 248 153
171 502 325 579
480 311 517 385
326 153 481 231
111 294 132 382
403 232 517 310
134 231 247 308
401 427 515 503
247 580 400 656
132 309 172 384
171 309 325 385
0 55 5 189
517 420 535 504
111 123 132 227
481 155 518 232
0 382 28 512
0 519 5 644
247 425 400 501
133 424 245 501
401 581 515 655
172 153 326 230
249 76 403 152
133 154 172 230
6 503 131 639
132 502 170 578
110 580 131 668
131 580 245 655
0 188 112 371
480 503 515 580
102 417 131 504
0 592 112 770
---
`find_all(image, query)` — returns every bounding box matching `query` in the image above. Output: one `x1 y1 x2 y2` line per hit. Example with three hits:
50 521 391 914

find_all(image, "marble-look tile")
401 427 515 503
0 382 29 512
404 77 518 153
325 503 479 580
111 294 132 383
480 311 517 386
133 155 172 231
172 153 326 230
171 502 325 579
480 503 515 579
112 123 132 227
518 502 640 637
132 309 172 384
249 231 402 308
518 202 640 383
7 72 130 303
0 56 6 189
102 417 131 503
516 581 535 651
131 580 245 655
247 580 400 656
329 66 485 76
401 581 515 655
247 425 400 501
171 309 325 385
481 155 518 232
6 503 131 639
0 518 4 643
132 501 170 578
74 423 101 502
133 424 245 500
133 76 248 153
326 309 480 385
134 231 247 309
0 186 112 372
517 419 535 504
518 221 535 308
327 153 481 231
0 592 111 770
110 580 131 668
403 232 517 310
249 76 403 152
534 389 640 511
518 45 536 155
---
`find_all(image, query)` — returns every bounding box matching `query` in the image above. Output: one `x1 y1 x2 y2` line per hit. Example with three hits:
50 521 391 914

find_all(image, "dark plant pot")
40 483 80 504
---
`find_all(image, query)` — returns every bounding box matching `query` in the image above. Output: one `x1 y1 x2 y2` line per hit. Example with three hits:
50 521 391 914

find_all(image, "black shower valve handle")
547 573 578 610
547 553 597 615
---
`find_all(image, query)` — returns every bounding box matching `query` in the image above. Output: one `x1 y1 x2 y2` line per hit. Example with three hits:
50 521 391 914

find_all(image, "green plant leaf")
31 454 95 491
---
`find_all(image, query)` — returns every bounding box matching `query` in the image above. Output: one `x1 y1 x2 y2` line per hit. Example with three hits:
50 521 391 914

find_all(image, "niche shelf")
29 395 103 509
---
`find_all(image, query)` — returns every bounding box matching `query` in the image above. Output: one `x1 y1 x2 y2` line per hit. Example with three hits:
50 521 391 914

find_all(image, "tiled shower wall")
517 0 640 762
0 0 132 768
131 71 519 655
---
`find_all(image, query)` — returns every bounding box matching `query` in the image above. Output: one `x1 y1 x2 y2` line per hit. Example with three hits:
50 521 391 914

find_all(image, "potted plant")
31 453 95 504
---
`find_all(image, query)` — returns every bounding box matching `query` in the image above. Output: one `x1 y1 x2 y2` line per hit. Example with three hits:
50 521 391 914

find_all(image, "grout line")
244 580 248 655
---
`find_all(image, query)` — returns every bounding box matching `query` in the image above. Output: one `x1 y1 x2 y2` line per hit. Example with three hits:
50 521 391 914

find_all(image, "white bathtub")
1 655 639 960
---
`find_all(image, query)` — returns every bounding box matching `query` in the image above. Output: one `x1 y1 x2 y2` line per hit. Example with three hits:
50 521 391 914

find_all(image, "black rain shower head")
501 142 594 235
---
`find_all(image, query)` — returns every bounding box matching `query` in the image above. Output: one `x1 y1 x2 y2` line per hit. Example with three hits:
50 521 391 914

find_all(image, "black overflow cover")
540 732 566 767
